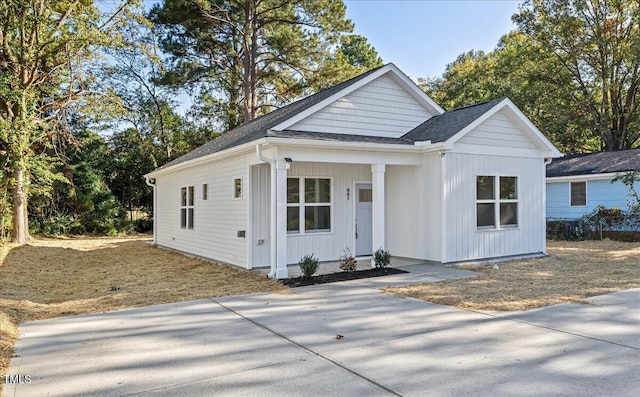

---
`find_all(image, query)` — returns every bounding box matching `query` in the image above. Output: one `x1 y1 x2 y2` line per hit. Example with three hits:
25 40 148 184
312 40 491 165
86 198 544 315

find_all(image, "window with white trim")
476 176 518 229
180 186 195 229
287 177 331 234
570 181 586 206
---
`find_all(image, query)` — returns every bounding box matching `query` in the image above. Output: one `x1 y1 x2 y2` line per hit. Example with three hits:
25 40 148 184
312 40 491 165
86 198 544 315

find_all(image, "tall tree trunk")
12 161 29 244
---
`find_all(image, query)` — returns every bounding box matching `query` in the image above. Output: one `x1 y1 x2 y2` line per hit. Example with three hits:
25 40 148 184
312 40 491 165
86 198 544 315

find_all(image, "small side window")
203 184 208 201
570 181 586 206
234 178 242 199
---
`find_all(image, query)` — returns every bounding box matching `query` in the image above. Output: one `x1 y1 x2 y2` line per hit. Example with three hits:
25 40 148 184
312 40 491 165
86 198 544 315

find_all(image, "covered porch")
248 140 427 279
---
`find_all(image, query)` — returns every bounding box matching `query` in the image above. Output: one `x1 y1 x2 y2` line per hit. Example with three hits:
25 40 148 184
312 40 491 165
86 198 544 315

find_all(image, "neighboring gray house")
145 63 561 278
546 148 640 219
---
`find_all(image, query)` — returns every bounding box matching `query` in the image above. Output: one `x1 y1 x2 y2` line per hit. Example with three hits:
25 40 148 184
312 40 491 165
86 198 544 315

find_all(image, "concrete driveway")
4 267 640 397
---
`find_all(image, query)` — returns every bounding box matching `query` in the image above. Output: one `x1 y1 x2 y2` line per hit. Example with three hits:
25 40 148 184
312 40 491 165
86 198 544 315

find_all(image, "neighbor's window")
570 181 586 206
202 184 208 200
181 186 195 229
234 178 242 198
476 176 518 229
287 177 331 234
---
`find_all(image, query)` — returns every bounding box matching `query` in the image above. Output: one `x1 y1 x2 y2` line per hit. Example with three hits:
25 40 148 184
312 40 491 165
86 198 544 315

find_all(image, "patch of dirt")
0 236 285 388
387 240 640 311
283 267 408 287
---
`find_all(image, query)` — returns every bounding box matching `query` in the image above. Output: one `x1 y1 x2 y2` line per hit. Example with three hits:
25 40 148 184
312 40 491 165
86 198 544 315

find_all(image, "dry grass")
0 236 284 385
388 240 640 311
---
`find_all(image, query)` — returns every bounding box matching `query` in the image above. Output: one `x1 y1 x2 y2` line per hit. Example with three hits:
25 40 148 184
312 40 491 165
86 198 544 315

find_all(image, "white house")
144 63 562 279
546 148 640 219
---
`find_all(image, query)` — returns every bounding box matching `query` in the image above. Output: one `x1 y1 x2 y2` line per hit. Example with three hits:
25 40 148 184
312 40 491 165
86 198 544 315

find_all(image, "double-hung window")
287 178 331 234
180 186 195 229
476 176 518 229
570 181 586 206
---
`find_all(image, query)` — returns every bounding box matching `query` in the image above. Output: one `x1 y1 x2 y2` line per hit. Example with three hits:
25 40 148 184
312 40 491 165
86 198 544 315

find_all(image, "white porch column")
371 163 386 267
275 159 289 279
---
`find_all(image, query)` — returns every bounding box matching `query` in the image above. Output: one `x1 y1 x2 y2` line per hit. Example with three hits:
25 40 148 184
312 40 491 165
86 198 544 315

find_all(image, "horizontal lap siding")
445 153 544 262
546 179 631 219
289 74 432 138
287 163 370 263
458 111 538 150
155 154 249 267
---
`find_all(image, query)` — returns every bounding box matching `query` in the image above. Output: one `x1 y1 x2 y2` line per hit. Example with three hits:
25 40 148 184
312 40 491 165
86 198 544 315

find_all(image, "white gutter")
145 139 267 178
256 144 277 279
546 172 623 183
145 137 450 181
263 135 448 153
144 177 157 245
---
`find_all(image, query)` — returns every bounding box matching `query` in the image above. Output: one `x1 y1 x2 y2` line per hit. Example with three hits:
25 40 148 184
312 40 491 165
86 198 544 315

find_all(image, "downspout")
542 158 552 255
144 177 157 245
256 144 277 278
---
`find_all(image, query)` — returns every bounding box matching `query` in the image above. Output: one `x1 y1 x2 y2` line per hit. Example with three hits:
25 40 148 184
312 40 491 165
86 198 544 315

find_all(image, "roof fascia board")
445 98 563 158
501 98 563 157
270 66 392 131
546 172 622 182
264 136 437 152
146 135 448 178
145 139 266 178
385 63 445 115
271 64 444 132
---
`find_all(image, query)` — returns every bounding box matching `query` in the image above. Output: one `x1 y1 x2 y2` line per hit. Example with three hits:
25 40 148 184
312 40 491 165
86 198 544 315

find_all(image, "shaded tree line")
0 0 382 242
422 0 640 153
7 0 637 242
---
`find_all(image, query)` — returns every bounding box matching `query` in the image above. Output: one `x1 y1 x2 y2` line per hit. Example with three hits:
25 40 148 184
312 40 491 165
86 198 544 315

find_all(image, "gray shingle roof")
154 65 385 171
152 65 508 174
402 98 505 143
546 148 640 177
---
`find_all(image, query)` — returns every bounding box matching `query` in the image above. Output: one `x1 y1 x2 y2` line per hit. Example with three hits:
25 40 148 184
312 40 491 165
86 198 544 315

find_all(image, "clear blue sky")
344 0 522 80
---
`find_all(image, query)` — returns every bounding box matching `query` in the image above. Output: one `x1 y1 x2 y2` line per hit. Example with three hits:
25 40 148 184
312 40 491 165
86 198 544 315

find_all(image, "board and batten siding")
444 152 545 262
457 110 539 150
155 153 249 267
546 179 631 219
286 162 371 263
288 74 433 138
424 153 443 262
382 154 443 262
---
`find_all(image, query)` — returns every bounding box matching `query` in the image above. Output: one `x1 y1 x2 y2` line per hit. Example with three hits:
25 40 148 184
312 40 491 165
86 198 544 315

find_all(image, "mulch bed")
281 267 408 287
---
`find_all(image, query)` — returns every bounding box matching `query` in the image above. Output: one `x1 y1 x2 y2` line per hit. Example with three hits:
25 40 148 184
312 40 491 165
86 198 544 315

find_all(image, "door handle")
355 221 358 239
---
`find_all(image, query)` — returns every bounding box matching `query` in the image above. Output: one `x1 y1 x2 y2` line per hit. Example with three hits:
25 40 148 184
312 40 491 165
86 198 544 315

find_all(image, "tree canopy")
149 0 361 130
425 0 640 152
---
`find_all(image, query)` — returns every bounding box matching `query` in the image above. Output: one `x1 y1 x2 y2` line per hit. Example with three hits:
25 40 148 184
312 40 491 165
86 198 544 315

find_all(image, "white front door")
355 183 373 256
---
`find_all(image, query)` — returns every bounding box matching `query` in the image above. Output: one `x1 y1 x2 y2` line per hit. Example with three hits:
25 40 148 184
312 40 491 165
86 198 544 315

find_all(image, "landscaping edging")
282 268 408 287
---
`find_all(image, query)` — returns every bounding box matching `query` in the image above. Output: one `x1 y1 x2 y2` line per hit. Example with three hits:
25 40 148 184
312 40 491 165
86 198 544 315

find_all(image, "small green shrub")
373 248 391 268
339 248 358 272
299 254 319 279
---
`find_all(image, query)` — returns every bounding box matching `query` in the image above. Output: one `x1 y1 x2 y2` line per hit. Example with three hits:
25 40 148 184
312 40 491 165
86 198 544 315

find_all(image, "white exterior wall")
458 111 539 150
382 154 443 262
386 165 424 259
424 153 443 262
443 152 545 262
155 153 249 267
288 74 433 138
286 162 371 263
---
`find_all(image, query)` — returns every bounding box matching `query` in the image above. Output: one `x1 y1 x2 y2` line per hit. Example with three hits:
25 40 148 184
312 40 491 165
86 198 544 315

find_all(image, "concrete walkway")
4 268 640 396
